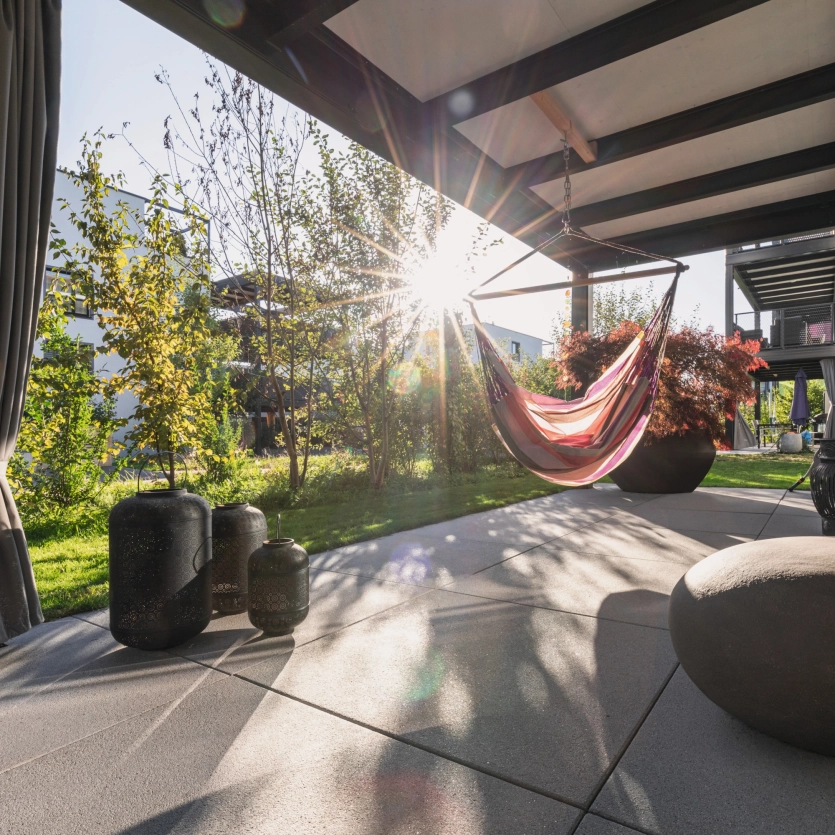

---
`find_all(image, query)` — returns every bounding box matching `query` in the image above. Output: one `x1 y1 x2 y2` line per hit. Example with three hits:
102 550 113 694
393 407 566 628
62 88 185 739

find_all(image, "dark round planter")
809 440 835 535
211 503 268 613
109 487 212 650
248 538 309 635
610 430 716 493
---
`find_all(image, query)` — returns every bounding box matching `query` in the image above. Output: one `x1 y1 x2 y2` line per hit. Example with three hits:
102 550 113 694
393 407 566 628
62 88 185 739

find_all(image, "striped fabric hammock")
468 239 682 486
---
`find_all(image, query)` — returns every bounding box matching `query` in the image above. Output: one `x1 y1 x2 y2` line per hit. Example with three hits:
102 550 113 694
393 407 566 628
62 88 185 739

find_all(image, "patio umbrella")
789 369 810 425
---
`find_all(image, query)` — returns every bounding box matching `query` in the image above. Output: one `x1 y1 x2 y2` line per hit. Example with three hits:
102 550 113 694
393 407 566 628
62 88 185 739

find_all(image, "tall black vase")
109 487 212 650
809 440 835 535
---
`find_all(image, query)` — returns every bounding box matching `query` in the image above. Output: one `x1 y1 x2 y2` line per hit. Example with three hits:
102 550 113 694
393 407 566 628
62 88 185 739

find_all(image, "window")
66 295 93 319
42 342 95 374
511 340 521 359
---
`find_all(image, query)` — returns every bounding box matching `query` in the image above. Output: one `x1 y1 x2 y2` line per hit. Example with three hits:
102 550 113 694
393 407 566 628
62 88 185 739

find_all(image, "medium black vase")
211 503 268 613
247 538 309 635
109 487 212 650
809 440 835 535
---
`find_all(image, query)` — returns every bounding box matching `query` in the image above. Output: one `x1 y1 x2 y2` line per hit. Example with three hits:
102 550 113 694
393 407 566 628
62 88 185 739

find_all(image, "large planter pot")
109 487 212 650
809 439 835 535
610 430 716 493
211 502 268 613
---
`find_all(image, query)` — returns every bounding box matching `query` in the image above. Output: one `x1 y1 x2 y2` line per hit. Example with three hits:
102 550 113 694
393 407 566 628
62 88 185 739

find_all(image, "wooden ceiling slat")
430 0 770 127
568 143 835 228
509 64 835 187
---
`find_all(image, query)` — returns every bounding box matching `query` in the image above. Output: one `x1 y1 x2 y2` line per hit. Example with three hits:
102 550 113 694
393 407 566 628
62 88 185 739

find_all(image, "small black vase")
211 503 268 613
247 538 310 635
809 440 835 535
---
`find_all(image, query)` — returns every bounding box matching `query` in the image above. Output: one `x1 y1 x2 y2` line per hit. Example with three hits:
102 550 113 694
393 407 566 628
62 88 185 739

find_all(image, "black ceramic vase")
610 429 716 493
809 440 835 535
247 537 310 635
211 503 268 613
109 486 212 650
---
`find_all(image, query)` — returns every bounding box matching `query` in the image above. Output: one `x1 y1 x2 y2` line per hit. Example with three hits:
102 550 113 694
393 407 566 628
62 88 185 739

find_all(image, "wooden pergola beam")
529 91 597 163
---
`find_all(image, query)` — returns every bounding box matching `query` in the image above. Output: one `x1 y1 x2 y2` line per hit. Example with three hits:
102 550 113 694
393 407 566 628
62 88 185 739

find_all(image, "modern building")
462 322 551 364
726 229 835 444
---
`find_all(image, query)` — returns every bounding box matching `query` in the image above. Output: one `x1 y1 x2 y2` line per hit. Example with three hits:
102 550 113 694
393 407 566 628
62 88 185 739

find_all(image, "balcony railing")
734 304 835 350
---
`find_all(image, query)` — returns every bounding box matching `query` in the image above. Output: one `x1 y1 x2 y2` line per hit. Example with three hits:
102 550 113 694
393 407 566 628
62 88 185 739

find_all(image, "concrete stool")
669 537 835 756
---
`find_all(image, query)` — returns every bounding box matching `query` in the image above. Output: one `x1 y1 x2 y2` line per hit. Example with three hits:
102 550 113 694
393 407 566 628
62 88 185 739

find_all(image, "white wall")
37 171 146 441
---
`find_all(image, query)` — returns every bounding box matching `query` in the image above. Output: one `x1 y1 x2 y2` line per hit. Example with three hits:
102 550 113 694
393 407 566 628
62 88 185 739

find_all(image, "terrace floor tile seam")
439 508 630 583
232 667 588 813
0 687 210 778
571 661 681 834
70 613 108 631
430 585 674 633
573 810 657 835
216 584 442 678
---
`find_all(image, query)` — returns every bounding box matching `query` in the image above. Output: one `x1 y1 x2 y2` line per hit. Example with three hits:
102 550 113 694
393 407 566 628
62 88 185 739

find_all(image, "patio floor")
1 486 833 834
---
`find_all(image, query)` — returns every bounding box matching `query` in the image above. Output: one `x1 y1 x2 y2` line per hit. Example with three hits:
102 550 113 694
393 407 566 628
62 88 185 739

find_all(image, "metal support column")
725 263 735 337
571 271 590 332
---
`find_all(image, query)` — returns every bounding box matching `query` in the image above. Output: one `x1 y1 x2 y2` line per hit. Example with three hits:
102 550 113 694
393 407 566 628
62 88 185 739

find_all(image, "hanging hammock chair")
466 163 686 486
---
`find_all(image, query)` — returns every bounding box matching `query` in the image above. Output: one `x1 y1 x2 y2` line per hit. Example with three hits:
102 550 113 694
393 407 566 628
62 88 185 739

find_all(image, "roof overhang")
120 0 835 271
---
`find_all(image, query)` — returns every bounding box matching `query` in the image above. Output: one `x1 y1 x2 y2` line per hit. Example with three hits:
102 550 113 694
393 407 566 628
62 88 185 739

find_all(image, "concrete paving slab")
758 514 823 539
0 629 225 772
71 608 108 628
548 517 752 564
169 569 429 673
310 530 521 587
237 589 678 806
412 499 615 548
0 617 117 696
592 668 835 835
615 507 769 536
574 814 646 835
446 547 687 629
0 674 581 835
646 488 783 514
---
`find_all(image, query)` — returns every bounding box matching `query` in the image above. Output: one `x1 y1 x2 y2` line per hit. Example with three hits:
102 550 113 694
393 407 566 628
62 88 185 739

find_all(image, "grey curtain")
733 407 756 449
0 0 61 642
821 359 835 439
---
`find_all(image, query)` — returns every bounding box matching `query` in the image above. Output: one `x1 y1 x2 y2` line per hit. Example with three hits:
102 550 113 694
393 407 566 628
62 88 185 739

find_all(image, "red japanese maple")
556 323 767 444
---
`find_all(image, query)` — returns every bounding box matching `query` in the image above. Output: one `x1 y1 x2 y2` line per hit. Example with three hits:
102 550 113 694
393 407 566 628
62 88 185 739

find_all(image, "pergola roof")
122 0 835 271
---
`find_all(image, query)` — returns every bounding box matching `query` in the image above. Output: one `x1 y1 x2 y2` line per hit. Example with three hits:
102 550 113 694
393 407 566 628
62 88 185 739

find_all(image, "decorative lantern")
247 515 309 635
809 440 835 535
108 455 212 650
211 502 267 613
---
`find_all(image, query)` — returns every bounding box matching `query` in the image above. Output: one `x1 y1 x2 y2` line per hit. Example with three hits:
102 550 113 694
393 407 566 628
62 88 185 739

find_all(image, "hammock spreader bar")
467 226 684 486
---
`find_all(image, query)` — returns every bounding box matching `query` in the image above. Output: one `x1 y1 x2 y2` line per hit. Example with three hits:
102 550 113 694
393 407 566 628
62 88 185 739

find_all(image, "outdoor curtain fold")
0 0 61 642
820 358 835 439
470 274 678 486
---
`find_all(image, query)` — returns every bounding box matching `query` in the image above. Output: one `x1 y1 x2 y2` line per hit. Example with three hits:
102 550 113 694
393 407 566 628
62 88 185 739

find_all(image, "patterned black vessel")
211 503 267 613
810 440 835 535
109 487 212 649
247 538 309 635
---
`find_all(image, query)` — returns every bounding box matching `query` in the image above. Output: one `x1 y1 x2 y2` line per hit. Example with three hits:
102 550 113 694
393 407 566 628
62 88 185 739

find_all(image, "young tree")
160 65 332 490
10 301 123 517
309 136 452 488
52 135 213 486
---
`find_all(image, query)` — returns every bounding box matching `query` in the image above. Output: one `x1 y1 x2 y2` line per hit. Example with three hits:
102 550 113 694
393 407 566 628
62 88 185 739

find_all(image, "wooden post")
571 271 590 332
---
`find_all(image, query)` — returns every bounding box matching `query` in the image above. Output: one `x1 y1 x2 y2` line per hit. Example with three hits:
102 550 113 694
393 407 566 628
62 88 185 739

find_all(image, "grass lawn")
29 470 567 622
28 449 815 623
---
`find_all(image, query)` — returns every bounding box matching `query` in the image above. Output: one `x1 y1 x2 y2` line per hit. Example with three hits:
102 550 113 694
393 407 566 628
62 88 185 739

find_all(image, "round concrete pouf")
669 537 835 756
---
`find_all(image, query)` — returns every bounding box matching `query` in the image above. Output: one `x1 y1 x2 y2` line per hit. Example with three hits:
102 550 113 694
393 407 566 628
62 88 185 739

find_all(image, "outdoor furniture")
669 538 835 756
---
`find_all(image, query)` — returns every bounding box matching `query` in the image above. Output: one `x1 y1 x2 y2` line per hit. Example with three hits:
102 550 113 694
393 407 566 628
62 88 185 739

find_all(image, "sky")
59 0 749 344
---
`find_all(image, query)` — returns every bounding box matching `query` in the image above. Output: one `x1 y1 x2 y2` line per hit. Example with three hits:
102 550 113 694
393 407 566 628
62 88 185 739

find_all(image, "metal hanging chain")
562 135 571 230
